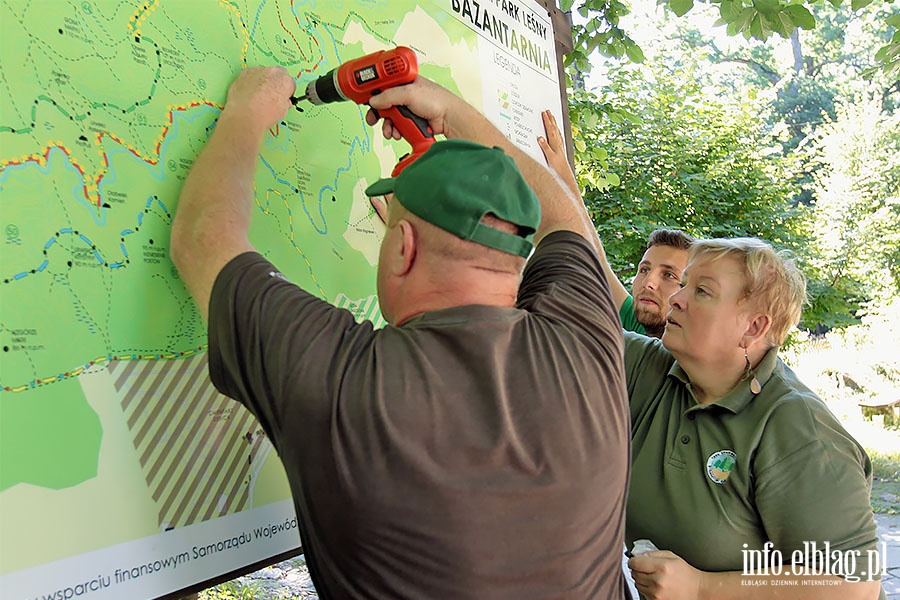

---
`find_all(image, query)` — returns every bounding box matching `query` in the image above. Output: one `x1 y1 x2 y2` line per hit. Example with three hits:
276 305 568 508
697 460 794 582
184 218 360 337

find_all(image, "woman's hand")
629 550 706 600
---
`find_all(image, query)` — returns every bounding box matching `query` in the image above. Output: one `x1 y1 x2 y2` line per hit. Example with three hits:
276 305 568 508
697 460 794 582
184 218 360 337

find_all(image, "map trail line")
1 53 381 396
0 99 221 208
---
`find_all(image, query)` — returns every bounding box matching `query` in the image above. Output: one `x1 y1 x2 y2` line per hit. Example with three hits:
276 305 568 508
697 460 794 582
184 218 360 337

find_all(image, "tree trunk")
791 29 803 76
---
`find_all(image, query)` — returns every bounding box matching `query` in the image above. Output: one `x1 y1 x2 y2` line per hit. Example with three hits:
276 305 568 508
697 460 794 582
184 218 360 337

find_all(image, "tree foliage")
559 0 899 331
570 60 811 291
561 0 645 75
561 0 900 80
688 2 900 122
803 95 900 315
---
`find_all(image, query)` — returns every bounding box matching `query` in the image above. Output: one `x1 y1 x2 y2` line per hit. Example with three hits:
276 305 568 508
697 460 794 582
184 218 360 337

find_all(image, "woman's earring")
743 347 762 394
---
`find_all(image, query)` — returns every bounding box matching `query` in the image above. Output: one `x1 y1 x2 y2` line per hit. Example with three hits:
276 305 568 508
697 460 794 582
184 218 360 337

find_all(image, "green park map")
0 0 483 574
0 1 563 593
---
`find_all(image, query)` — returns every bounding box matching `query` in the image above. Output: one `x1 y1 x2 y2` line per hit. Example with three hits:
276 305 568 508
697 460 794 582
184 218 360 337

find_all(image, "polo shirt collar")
667 346 780 414
401 304 521 327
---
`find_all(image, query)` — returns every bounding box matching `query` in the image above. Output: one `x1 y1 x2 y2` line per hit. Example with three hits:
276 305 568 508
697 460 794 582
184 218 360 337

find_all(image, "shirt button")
687 413 696 420
681 435 690 444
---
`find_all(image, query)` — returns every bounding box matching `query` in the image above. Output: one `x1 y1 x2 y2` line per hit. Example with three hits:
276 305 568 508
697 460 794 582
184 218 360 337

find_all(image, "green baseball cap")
365 139 541 258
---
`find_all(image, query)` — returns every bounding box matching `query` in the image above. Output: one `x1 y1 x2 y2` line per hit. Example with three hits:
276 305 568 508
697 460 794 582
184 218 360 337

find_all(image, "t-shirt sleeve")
206 252 375 438
516 231 620 348
752 393 880 579
619 295 645 334
622 330 673 416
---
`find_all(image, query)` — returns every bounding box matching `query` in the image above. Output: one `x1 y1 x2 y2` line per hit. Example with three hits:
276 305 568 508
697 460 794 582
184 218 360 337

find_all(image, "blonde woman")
624 238 883 600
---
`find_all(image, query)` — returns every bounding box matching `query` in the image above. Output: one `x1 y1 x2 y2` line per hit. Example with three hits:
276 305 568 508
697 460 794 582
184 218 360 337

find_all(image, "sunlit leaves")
625 40 646 62
870 18 900 79
565 0 640 68
803 96 900 307
568 0 897 79
562 0 899 330
568 61 810 292
667 0 695 17
785 4 816 29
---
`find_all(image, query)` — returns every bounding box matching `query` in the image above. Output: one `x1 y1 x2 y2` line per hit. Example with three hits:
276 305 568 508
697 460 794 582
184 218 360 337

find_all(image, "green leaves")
715 2 817 40
561 0 898 331
564 0 642 70
725 7 757 35
567 60 809 288
785 4 816 29
568 0 897 80
625 40 646 63
870 22 900 79
802 97 900 313
668 0 696 17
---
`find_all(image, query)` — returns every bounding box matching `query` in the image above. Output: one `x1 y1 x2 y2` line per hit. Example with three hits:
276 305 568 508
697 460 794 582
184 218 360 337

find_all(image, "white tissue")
632 539 659 556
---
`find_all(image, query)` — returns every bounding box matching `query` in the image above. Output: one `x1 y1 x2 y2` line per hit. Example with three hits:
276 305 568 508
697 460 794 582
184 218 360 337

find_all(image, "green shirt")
623 331 880 582
619 295 646 335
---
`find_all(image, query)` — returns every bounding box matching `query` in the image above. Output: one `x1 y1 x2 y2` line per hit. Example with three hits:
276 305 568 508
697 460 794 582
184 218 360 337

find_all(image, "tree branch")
716 57 782 85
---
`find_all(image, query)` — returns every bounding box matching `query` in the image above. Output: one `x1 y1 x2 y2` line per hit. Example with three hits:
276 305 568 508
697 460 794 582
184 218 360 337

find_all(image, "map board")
0 1 569 598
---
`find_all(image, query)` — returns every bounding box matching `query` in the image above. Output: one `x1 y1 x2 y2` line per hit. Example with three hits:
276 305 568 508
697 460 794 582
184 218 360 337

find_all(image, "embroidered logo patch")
706 450 737 484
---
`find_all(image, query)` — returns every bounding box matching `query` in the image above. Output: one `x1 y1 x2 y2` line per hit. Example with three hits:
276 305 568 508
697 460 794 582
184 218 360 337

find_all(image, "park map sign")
0 1 565 598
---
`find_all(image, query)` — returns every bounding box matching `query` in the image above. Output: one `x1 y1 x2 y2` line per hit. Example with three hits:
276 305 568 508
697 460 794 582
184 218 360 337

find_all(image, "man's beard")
635 305 666 339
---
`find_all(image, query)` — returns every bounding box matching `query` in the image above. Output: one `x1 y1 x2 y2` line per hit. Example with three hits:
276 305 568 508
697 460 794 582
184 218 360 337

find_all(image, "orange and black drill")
292 46 435 176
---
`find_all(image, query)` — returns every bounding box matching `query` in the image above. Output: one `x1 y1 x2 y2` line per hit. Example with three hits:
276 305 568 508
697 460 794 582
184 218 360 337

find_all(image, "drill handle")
371 105 436 176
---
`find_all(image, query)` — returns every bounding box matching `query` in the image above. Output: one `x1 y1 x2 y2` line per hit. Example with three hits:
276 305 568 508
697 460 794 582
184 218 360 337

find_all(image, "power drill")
292 46 435 176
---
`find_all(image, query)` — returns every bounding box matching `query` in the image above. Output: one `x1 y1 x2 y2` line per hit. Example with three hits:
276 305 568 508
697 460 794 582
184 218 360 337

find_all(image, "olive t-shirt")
207 231 631 599
623 332 880 583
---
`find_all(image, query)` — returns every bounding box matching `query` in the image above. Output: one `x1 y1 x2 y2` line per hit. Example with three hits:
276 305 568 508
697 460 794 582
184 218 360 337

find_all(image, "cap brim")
365 177 396 197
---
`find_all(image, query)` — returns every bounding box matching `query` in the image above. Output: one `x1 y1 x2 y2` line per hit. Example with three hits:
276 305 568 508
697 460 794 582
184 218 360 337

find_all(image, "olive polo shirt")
618 295 646 335
623 331 880 582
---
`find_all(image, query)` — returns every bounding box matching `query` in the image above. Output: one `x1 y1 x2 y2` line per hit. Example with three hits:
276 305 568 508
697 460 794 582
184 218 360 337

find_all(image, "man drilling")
171 65 630 598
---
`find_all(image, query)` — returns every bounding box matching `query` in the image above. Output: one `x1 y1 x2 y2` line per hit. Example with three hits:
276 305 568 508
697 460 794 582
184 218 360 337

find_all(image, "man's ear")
394 219 417 276
742 313 771 347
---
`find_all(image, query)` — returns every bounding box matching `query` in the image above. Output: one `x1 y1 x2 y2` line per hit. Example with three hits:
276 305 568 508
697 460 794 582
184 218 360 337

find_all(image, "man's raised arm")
170 67 295 319
536 109 629 311
367 77 598 248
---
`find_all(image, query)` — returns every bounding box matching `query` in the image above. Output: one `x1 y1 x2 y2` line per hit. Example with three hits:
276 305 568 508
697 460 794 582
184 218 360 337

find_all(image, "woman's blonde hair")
689 238 807 347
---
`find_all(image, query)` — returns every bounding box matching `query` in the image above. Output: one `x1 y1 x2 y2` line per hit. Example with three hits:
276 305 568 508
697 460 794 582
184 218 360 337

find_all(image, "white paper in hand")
631 539 659 556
